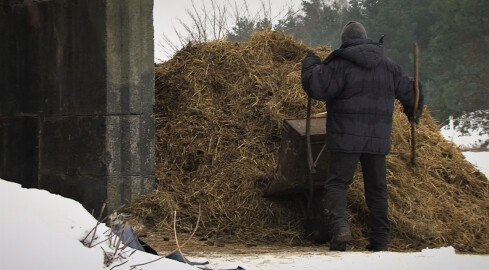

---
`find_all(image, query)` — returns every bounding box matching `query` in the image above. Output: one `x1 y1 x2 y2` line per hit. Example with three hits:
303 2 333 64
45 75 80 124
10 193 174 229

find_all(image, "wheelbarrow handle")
306 97 316 211
411 43 420 166
306 97 316 174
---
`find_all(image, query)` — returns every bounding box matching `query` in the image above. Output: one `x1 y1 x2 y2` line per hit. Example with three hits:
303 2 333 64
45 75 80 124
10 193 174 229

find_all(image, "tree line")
164 0 489 123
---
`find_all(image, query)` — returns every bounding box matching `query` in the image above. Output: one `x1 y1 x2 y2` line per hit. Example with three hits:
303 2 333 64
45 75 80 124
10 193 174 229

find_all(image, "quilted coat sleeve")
301 52 344 101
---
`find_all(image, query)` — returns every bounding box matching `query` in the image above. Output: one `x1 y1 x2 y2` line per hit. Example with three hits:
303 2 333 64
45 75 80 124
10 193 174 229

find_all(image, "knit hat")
340 21 367 44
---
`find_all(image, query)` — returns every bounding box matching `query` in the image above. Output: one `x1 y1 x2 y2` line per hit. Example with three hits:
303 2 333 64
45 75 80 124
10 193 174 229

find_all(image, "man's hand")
302 50 321 71
307 50 317 57
408 114 421 125
408 103 423 125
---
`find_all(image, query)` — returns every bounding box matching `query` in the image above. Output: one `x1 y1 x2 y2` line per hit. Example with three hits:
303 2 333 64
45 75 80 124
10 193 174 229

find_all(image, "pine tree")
426 0 489 121
361 0 434 72
292 0 351 48
226 17 256 42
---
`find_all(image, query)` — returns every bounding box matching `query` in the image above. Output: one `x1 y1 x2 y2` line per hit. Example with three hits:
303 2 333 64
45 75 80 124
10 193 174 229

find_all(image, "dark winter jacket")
301 39 424 155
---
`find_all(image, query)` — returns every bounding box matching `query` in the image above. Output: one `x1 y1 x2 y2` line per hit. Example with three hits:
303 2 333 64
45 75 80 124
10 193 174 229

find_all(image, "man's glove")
408 110 422 125
302 50 321 72
307 50 317 57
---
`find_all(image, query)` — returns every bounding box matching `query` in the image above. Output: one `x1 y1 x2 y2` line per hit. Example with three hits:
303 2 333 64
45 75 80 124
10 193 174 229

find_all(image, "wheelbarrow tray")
265 117 329 197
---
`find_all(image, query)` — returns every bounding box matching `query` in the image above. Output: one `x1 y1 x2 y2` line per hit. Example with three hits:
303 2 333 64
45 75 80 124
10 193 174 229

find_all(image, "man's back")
301 39 422 155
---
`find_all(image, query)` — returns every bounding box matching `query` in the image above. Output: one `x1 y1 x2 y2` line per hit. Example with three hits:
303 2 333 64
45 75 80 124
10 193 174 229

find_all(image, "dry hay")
127 30 489 253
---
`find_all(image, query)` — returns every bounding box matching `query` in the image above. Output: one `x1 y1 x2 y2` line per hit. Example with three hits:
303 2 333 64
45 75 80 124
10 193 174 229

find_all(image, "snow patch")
441 110 489 150
0 179 197 270
462 151 489 178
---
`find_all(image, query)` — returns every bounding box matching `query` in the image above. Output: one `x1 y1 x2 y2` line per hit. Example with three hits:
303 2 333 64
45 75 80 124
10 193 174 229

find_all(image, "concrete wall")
0 0 155 213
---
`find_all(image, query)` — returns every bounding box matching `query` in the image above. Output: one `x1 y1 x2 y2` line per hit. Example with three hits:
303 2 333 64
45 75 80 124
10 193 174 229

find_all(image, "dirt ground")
141 232 323 255
141 233 346 269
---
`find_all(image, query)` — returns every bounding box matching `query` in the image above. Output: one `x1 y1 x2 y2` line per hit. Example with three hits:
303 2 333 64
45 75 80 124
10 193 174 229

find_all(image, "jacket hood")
332 39 384 69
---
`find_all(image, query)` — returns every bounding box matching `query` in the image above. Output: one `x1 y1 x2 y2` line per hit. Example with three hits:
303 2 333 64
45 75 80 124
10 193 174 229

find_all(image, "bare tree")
156 0 299 61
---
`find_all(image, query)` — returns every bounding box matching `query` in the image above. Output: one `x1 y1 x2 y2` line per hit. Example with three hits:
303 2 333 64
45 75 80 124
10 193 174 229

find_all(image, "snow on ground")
440 110 489 178
440 110 489 151
0 179 197 270
2 177 489 270
197 247 489 270
463 151 489 178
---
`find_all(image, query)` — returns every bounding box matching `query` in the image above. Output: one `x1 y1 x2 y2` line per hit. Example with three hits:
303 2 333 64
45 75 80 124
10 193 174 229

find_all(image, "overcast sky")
153 0 303 61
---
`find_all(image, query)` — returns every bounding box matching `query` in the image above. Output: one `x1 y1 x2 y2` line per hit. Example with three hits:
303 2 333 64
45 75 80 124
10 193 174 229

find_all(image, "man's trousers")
324 152 390 246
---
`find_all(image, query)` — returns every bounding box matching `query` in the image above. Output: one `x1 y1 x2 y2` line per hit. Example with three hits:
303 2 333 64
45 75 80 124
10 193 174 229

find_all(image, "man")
301 21 423 251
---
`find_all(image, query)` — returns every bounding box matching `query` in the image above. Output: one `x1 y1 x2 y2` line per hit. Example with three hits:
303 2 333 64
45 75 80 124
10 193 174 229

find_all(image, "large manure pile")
128 31 489 253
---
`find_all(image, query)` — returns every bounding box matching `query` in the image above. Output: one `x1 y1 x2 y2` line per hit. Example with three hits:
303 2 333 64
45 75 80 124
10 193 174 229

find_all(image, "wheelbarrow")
264 101 331 243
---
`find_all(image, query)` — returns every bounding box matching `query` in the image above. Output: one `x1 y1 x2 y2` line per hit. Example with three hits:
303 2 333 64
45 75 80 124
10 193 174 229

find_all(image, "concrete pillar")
0 0 155 213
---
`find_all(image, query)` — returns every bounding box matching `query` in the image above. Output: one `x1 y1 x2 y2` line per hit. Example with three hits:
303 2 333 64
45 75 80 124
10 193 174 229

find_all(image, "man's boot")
366 238 388 252
366 243 388 252
330 224 351 251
